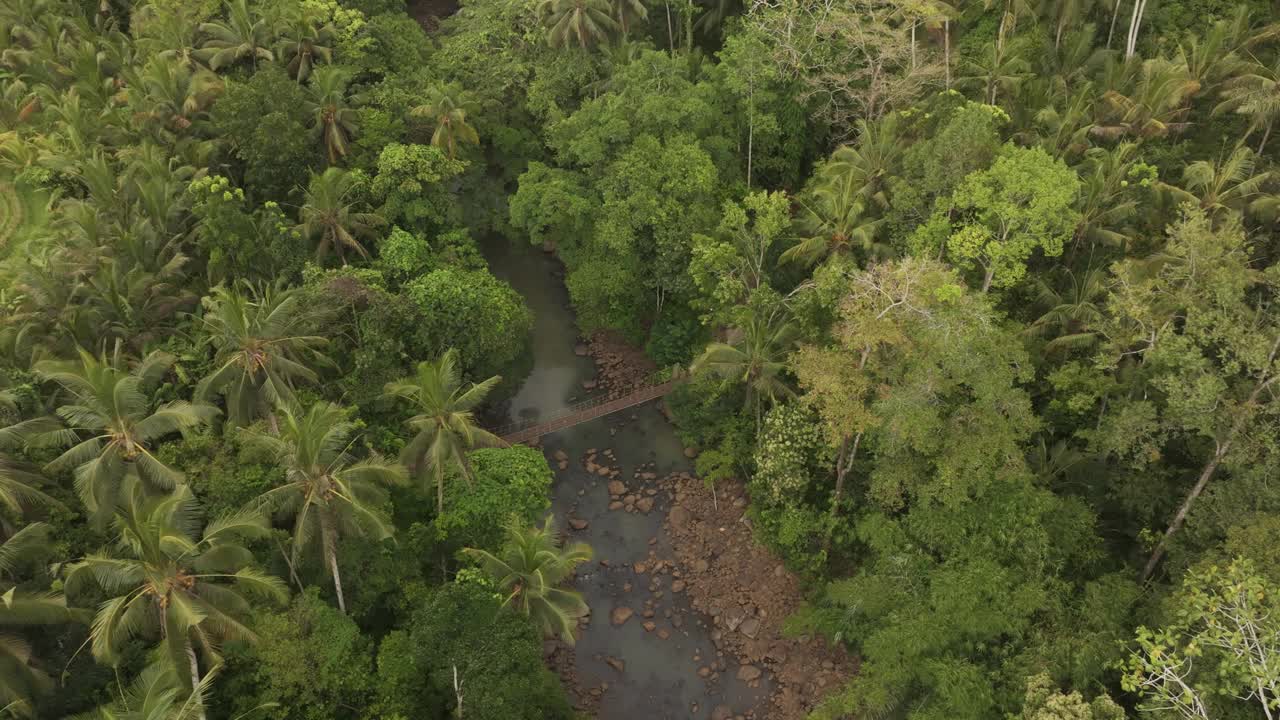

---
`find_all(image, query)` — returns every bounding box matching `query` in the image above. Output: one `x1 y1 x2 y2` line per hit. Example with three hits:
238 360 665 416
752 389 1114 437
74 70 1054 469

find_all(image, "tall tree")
196 282 330 429
304 65 357 166
195 0 275 71
383 349 504 513
408 84 479 159
240 402 406 614
0 523 80 717
691 302 798 429
463 516 593 644
539 0 618 48
296 167 386 264
0 350 218 525
65 482 286 712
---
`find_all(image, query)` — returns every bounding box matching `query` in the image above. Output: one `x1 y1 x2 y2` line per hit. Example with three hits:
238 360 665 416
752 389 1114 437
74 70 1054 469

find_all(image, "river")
485 239 769 719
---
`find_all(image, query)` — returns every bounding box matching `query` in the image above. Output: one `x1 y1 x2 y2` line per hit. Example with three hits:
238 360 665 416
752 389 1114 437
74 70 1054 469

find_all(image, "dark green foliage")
153 432 283 517
403 267 533 375
211 65 321 201
435 446 553 552
373 582 575 720
221 589 375 720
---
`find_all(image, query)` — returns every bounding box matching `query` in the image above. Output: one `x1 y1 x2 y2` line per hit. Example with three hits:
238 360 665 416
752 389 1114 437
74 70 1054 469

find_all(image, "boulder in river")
610 607 634 626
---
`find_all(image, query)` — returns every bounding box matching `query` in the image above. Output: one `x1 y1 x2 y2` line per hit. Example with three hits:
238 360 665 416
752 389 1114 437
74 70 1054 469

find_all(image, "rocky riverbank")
544 441 855 719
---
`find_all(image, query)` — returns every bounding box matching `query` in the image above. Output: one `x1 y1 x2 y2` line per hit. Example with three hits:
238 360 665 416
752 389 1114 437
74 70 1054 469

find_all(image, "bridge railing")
495 373 675 442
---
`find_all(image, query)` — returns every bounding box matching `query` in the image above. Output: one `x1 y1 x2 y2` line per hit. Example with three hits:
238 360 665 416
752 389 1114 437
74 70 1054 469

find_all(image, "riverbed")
485 239 769 719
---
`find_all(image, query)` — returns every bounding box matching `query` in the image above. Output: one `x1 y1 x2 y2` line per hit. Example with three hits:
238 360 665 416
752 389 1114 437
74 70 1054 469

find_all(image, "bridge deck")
499 380 675 444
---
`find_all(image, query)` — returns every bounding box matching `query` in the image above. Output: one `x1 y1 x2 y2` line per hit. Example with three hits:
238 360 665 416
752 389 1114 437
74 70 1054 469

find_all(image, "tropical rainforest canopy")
1 0 1280 718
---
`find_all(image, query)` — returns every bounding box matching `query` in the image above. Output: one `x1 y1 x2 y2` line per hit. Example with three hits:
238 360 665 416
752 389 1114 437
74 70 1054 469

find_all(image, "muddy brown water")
485 239 770 719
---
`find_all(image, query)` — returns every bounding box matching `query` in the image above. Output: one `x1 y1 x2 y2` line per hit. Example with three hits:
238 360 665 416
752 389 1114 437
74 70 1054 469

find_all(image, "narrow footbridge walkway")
498 378 676 445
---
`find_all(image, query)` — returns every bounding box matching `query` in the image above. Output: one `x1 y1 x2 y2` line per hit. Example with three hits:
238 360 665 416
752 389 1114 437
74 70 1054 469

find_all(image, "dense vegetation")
2 0 1280 718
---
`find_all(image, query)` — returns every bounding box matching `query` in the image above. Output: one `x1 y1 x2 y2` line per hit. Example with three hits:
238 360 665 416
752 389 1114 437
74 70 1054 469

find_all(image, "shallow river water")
485 239 769 719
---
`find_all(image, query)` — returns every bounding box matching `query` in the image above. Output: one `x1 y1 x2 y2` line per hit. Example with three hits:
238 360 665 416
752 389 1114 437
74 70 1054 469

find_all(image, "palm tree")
76 662 226 720
463 516 592 644
0 456 59 520
1026 267 1108 353
782 183 887 268
1165 145 1277 220
1216 56 1280 154
691 310 798 428
816 114 904 213
382 349 504 513
65 481 286 713
1091 56 1198 140
958 38 1032 106
194 0 275 71
408 83 479 159
295 167 386 264
127 58 223 134
240 402 406 614
304 65 357 165
613 0 648 38
1072 142 1143 251
277 13 333 83
0 523 81 718
0 350 218 526
196 283 330 429
539 0 618 49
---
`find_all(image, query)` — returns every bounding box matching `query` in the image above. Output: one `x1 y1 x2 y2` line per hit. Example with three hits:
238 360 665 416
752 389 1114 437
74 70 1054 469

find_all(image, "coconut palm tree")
1091 56 1198 141
0 522 81 718
1164 145 1277 220
539 0 618 49
817 114 905 214
613 0 648 38
1215 56 1280 154
463 516 592 644
194 0 275 71
691 309 798 429
782 182 887 268
1025 267 1108 353
195 283 330 429
295 167 386 264
65 481 285 714
0 456 59 521
76 662 225 720
958 38 1032 106
0 350 219 526
240 402 404 614
276 12 333 83
126 57 223 134
304 65 356 165
382 349 504 513
408 83 479 159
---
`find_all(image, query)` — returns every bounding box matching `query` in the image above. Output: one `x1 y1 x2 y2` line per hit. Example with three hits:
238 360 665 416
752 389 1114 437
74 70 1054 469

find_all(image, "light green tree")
944 145 1081 292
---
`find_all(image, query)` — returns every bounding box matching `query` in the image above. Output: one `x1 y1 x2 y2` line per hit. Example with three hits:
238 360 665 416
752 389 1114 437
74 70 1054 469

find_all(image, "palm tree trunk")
320 513 347 613
1142 334 1280 581
666 2 675 57
911 22 917 69
1257 119 1273 155
746 88 755 190
981 264 996 293
944 20 952 89
1107 0 1122 48
1125 0 1148 57
188 643 207 720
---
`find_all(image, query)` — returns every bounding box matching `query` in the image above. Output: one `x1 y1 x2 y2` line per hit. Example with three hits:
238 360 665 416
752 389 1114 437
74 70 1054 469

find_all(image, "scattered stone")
568 518 589 531
698 666 712 678
739 617 761 639
712 706 734 720
606 656 626 673
643 621 656 632
635 497 654 513
607 480 625 495
684 446 699 458
669 505 691 529
737 665 762 682
693 558 709 573
657 628 670 640
574 344 589 356
610 607 634 626
671 580 686 593
608 501 623 510
554 449 568 462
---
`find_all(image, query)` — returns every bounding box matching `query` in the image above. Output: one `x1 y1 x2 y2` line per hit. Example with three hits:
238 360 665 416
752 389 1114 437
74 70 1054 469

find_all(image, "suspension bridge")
497 377 677 445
